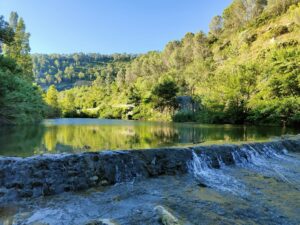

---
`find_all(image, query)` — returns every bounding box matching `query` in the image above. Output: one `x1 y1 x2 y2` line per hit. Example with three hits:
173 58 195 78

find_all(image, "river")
0 118 299 157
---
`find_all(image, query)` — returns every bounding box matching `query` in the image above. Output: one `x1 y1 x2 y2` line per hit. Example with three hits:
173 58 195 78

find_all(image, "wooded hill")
42 0 300 126
32 53 135 90
1 0 300 126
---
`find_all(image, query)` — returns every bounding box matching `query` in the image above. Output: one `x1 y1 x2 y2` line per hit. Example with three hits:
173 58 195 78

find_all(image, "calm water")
0 118 299 157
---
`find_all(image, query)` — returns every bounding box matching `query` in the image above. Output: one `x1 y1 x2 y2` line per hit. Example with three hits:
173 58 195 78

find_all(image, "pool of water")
0 118 299 157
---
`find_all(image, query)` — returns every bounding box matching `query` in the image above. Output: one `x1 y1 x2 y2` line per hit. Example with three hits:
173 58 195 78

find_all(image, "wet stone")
100 180 109 186
0 138 298 203
85 219 117 225
90 176 99 181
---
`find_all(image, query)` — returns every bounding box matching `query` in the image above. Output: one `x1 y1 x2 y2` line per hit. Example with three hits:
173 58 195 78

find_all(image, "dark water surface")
0 118 299 157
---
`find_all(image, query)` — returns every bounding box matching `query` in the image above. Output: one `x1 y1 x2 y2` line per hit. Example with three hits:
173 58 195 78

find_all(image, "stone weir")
0 138 299 203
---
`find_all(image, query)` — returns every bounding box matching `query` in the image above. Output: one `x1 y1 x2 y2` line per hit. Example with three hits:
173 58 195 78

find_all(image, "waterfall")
188 151 247 195
1 138 299 202
231 144 300 188
188 142 300 194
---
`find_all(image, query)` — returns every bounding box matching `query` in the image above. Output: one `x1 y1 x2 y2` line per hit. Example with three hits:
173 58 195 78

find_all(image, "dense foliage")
40 0 300 126
32 53 135 90
0 13 46 124
2 0 299 126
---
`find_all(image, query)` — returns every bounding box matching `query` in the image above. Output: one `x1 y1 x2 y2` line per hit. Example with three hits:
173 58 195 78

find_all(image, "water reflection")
0 125 45 157
0 118 299 157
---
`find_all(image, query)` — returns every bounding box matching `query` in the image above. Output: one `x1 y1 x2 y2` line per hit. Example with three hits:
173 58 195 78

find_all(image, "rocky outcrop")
0 138 299 203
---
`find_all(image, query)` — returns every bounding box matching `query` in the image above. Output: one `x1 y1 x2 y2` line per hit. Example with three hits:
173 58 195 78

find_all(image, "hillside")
32 53 135 90
41 0 300 126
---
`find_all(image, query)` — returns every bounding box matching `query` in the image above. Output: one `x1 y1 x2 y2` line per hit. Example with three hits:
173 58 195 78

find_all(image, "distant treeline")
32 53 136 90
1 0 300 126
43 0 300 126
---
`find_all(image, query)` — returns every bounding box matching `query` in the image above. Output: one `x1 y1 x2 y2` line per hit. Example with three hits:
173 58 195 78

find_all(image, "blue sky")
0 0 232 54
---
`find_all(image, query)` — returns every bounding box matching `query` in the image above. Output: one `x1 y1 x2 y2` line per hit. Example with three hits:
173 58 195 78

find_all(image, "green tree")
8 11 18 30
60 91 76 116
152 78 179 112
0 67 46 124
64 65 75 80
209 16 223 36
3 12 32 79
267 0 299 15
0 15 46 124
45 85 61 117
45 85 59 106
223 0 267 30
78 71 85 79
0 16 14 51
128 85 141 105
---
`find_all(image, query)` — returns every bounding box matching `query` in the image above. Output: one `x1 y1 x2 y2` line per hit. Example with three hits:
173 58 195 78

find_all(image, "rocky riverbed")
0 138 300 224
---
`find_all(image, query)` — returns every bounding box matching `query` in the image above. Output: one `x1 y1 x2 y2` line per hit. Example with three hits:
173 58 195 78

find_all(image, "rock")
197 182 208 188
0 138 299 202
85 218 117 225
155 205 182 225
90 176 99 181
29 222 50 225
100 180 109 186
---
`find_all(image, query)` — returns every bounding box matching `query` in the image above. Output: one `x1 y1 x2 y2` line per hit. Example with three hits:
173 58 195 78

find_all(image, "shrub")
0 69 46 124
172 111 196 122
244 33 258 45
271 25 289 37
251 12 272 28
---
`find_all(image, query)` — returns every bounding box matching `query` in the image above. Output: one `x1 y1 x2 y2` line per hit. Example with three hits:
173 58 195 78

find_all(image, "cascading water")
1 139 300 224
188 143 300 195
188 151 247 195
231 144 300 188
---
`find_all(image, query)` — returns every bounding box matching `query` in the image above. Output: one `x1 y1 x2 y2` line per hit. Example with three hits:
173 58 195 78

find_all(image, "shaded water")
0 118 299 157
1 146 300 225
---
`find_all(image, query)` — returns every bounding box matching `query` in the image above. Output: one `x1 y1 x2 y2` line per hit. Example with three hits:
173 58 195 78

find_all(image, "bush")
0 68 46 124
244 33 258 45
248 97 300 126
271 25 289 37
172 111 196 122
251 12 272 27
98 106 125 119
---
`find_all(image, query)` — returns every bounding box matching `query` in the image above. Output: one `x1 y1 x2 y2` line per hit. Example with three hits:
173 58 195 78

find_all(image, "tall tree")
9 11 18 31
3 12 33 80
152 78 179 113
45 84 61 117
267 0 299 15
223 0 267 30
0 14 46 124
0 16 14 48
209 16 223 36
45 85 59 107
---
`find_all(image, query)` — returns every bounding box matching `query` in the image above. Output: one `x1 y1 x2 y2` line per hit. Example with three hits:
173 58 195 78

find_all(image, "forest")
1 0 300 126
0 12 46 124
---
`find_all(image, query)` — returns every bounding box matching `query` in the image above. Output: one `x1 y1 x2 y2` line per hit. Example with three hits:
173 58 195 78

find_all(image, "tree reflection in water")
0 119 298 157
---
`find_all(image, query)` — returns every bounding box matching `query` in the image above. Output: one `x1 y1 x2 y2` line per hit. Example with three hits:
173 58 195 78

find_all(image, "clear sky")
0 0 232 54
